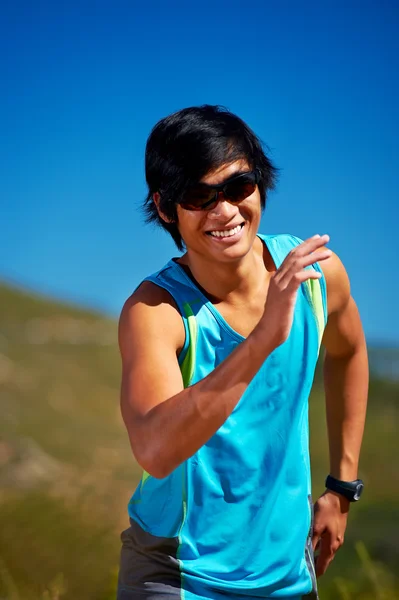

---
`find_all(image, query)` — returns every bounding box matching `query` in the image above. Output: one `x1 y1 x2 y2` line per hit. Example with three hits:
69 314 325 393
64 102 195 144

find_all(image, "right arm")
119 235 331 478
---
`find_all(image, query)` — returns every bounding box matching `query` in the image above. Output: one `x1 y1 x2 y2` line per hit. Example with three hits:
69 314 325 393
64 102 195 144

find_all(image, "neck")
180 236 272 303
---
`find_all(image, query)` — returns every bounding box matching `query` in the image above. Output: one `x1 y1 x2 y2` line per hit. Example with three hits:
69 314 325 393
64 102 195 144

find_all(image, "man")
118 105 368 600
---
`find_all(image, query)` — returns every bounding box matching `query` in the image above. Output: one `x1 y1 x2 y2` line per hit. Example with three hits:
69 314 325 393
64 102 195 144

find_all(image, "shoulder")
259 233 312 258
319 250 351 315
258 233 306 265
258 232 302 246
259 233 352 315
119 280 186 359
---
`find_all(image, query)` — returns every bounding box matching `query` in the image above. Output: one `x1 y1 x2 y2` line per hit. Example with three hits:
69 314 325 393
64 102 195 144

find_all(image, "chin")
207 237 254 263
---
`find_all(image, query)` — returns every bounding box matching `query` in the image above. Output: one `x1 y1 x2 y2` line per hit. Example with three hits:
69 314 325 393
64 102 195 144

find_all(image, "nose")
206 193 239 220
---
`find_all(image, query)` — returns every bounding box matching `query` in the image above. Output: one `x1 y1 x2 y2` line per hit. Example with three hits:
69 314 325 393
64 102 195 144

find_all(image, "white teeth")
209 225 242 238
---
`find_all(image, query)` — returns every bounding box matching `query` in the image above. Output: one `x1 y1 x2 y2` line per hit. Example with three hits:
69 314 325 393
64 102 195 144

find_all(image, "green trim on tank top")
180 302 198 387
304 278 326 348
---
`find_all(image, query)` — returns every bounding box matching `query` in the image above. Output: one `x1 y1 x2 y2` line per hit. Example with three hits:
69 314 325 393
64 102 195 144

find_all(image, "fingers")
301 247 332 269
275 235 327 272
314 530 344 577
315 532 335 577
276 234 331 289
288 269 321 286
298 234 330 256
290 234 330 264
293 235 331 264
278 262 327 289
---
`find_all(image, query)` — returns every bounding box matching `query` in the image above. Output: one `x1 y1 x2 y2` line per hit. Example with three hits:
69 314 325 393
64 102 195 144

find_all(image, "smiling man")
117 105 368 600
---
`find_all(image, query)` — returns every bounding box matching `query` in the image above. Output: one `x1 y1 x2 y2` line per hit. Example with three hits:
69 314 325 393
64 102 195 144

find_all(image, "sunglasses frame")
178 170 260 211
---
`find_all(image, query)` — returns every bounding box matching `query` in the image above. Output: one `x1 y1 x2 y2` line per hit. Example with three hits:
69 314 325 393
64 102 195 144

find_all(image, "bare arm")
322 252 368 481
119 235 331 478
120 287 275 478
312 251 368 576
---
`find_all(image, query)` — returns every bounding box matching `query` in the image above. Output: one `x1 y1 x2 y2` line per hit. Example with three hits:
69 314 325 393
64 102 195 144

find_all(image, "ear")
153 192 174 224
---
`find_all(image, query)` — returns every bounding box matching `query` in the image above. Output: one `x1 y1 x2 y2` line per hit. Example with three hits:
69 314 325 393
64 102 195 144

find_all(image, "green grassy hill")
0 282 398 600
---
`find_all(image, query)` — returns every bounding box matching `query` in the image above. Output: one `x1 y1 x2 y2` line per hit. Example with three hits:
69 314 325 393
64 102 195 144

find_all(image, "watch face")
354 482 364 501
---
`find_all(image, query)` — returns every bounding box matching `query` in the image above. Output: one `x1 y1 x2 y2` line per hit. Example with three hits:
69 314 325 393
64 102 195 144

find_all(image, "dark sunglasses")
179 170 260 211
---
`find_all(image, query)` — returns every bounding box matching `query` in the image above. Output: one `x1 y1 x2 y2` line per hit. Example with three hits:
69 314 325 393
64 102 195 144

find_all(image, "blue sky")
1 0 398 345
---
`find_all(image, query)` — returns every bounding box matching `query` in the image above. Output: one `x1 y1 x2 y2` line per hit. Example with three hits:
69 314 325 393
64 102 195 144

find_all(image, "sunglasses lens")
224 174 256 203
224 181 256 201
181 187 216 211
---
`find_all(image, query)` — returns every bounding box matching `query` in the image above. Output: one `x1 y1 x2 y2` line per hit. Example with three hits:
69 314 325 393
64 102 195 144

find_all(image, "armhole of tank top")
143 275 191 371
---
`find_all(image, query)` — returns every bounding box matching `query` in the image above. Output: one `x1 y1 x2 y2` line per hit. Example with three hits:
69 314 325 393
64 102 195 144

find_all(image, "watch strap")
325 475 364 502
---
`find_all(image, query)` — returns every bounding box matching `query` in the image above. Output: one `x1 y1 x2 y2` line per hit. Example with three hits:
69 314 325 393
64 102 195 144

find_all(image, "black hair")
143 105 278 250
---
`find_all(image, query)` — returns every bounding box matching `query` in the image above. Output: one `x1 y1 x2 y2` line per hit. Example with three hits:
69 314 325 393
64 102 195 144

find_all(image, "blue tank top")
124 234 327 600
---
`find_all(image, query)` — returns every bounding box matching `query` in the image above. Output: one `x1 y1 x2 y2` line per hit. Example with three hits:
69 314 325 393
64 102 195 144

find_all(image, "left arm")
312 251 369 576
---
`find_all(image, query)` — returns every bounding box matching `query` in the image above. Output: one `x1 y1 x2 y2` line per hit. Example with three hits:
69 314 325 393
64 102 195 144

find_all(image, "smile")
206 224 244 238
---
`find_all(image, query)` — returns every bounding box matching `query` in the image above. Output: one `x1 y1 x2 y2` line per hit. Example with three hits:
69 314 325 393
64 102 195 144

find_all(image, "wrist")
325 474 364 502
250 324 279 357
323 489 351 512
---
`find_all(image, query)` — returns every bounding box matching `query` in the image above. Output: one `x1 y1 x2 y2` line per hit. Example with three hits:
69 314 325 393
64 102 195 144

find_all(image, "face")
174 159 262 263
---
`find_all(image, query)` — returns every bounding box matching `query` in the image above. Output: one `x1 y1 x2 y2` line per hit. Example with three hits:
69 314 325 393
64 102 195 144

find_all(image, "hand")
312 490 349 577
260 234 331 348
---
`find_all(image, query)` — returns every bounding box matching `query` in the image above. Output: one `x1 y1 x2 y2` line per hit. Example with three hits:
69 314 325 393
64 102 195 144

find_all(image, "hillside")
0 282 398 600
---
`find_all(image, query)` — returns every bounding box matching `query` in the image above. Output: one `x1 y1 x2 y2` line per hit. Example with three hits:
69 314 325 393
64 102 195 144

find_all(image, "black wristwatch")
325 475 364 502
